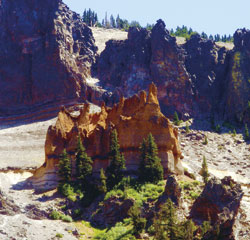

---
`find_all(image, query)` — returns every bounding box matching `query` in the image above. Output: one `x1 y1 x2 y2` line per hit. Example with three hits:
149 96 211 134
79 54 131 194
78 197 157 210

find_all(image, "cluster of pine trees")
57 130 164 201
82 8 233 42
170 25 233 42
57 129 214 239
82 8 141 30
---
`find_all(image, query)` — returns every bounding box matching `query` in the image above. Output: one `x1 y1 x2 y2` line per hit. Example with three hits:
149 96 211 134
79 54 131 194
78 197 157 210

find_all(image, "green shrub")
50 210 61 220
49 210 72 223
58 183 75 200
232 129 237 136
73 208 82 218
55 233 64 238
61 215 73 223
104 189 125 201
203 135 208 145
185 123 190 133
215 124 221 133
244 124 250 141
173 111 181 126
189 191 199 200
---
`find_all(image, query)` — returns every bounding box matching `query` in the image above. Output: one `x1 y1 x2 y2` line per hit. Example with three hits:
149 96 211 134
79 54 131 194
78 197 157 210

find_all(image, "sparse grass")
50 210 73 223
104 178 165 206
94 222 135 240
179 180 201 201
74 220 106 240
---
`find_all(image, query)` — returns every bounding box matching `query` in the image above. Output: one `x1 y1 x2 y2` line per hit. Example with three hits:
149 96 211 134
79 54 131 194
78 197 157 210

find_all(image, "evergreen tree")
201 221 212 236
201 156 209 184
106 129 126 189
173 111 180 126
209 34 214 41
183 220 196 240
244 123 250 141
185 123 190 133
110 14 115 28
153 198 182 240
75 136 93 188
99 168 107 194
116 14 121 28
58 149 72 184
138 133 163 183
128 205 146 235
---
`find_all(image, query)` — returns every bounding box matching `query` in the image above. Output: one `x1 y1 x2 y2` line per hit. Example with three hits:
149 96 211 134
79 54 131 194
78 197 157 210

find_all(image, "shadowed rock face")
0 0 97 117
30 83 183 190
224 29 250 123
96 19 250 123
97 19 195 117
190 176 243 240
184 34 229 114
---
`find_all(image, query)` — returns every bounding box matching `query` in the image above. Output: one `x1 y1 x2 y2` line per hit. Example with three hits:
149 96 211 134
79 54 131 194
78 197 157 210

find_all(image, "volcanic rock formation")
0 0 97 119
30 83 183 190
190 176 243 240
97 19 195 117
224 28 250 123
96 19 250 122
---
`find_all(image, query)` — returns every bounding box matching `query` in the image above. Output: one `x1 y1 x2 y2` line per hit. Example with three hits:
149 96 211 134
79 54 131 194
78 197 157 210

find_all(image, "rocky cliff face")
97 19 195 117
96 20 250 122
0 0 97 118
224 29 250 122
30 83 183 190
184 34 229 114
190 177 243 240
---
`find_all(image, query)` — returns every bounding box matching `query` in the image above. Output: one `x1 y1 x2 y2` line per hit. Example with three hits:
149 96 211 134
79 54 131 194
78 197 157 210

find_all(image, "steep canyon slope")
95 20 250 123
0 0 97 121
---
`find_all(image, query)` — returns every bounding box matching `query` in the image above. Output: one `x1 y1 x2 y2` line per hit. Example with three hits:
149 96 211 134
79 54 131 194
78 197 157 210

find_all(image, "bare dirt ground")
0 118 57 170
0 172 78 240
90 27 128 54
179 120 250 240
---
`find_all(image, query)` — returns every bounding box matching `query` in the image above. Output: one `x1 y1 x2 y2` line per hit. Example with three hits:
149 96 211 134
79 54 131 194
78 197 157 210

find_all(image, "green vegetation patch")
104 178 165 206
50 210 73 223
179 180 201 200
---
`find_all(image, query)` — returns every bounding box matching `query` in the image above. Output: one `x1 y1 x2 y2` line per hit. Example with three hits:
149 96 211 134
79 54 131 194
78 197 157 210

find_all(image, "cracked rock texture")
0 0 97 119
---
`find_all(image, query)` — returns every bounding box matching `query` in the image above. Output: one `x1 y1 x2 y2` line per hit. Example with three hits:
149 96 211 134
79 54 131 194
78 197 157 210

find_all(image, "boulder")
0 189 20 216
0 0 97 120
91 196 134 227
190 176 243 239
157 174 182 206
29 83 184 190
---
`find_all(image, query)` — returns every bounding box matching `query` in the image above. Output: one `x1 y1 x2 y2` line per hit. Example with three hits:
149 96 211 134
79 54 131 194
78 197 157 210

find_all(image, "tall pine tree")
58 149 72 184
153 199 182 240
75 135 93 189
98 168 107 194
106 129 126 189
201 156 210 184
138 133 163 183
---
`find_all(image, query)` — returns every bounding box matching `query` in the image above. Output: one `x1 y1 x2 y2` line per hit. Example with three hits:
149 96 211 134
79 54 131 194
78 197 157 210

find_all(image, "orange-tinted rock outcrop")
30 84 183 190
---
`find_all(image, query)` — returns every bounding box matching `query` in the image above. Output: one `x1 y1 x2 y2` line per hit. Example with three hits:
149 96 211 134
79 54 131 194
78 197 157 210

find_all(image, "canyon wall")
0 0 97 119
96 20 250 122
30 84 183 190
